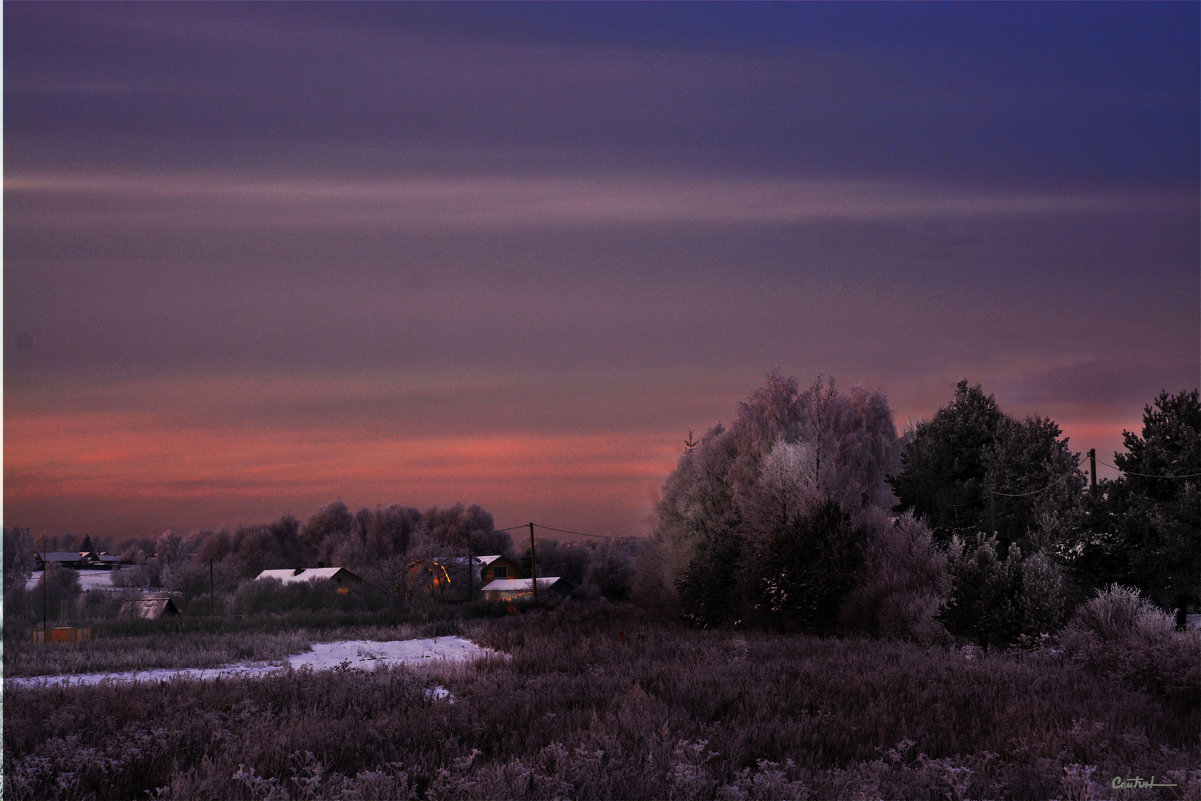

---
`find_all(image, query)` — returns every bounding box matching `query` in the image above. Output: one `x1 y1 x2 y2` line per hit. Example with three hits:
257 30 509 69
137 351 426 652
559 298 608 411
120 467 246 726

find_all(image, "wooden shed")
119 597 180 620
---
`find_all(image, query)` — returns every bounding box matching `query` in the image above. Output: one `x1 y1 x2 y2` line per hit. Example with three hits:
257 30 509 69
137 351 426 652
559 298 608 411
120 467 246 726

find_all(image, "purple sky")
5 2 1199 542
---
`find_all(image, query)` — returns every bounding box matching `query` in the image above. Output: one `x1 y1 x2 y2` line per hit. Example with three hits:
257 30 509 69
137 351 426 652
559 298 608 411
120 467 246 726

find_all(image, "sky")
4 2 1199 544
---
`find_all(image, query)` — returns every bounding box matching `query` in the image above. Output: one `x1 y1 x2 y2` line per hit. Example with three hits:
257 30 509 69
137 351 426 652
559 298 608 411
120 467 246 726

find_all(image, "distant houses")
405 555 529 602
402 555 569 603
35 551 97 570
34 551 129 570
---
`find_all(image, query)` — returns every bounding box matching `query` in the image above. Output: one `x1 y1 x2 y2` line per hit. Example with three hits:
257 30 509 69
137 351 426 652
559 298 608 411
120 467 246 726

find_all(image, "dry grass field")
5 602 1200 801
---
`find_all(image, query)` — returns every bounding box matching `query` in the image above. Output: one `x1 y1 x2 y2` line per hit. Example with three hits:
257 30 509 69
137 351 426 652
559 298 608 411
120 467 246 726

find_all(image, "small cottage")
481 577 564 602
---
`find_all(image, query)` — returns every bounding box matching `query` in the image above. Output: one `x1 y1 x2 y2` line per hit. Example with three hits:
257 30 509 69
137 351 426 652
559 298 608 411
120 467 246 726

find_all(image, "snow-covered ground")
6 636 498 689
26 569 130 591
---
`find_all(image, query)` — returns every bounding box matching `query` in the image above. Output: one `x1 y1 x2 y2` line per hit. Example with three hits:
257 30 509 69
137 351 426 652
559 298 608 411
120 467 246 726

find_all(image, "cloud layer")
5 3 1198 540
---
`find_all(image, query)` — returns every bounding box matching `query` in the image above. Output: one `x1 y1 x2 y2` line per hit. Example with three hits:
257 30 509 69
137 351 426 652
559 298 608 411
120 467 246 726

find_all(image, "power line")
1095 458 1201 480
985 454 1085 498
495 522 637 541
535 523 634 541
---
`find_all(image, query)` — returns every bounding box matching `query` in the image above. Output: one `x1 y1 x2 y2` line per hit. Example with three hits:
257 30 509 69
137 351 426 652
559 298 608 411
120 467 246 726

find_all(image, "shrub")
231 577 369 616
31 563 82 624
1062 584 1173 642
944 535 1068 648
1060 584 1201 714
839 509 950 643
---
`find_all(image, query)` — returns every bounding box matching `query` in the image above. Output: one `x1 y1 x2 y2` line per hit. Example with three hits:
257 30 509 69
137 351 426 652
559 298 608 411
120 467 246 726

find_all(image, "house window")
494 565 508 579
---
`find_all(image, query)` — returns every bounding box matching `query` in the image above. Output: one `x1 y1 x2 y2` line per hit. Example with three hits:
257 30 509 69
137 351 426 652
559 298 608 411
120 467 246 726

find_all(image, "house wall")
483 589 532 602
482 557 522 584
331 569 364 587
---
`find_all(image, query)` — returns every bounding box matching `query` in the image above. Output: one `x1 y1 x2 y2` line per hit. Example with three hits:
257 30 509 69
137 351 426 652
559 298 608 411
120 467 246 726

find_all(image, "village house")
476 555 522 583
254 567 364 588
35 551 97 570
480 576 566 602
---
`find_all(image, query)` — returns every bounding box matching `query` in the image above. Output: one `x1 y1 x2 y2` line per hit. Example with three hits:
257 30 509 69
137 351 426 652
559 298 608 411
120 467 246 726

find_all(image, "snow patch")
6 635 498 689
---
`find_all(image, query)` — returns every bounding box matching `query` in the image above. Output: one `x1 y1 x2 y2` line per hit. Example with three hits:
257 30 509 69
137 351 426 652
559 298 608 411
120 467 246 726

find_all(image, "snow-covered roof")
255 567 358 585
37 551 92 563
480 577 560 592
475 555 508 566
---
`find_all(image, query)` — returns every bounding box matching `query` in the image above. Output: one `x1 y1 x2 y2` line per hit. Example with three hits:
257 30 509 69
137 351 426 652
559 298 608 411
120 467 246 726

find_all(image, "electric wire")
1094 458 1201 480
494 522 637 541
533 523 635 541
977 453 1085 498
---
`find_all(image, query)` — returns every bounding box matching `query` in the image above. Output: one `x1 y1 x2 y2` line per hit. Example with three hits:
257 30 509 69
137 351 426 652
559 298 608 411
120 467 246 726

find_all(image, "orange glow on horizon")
3 377 1154 539
3 405 681 538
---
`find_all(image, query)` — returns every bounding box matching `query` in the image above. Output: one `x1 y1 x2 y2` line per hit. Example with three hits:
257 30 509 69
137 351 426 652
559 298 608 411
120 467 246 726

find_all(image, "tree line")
4 372 1198 646
635 373 1199 647
3 501 637 621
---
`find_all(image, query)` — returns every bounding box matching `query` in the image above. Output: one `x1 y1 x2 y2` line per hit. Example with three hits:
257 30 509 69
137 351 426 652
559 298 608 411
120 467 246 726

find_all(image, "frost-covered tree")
424 503 512 556
582 538 637 601
642 372 901 622
3 526 36 592
839 509 950 643
34 562 81 623
301 500 355 565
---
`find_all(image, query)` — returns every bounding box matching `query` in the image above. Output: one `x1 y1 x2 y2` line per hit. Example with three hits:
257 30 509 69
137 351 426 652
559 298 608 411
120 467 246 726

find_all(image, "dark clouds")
6 3 1197 183
4 2 1198 539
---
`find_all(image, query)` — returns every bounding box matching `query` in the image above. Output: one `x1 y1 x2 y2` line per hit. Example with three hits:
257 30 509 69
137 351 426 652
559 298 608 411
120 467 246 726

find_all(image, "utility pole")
42 535 48 643
210 559 215 617
529 522 538 601
467 542 474 602
1089 448 1097 495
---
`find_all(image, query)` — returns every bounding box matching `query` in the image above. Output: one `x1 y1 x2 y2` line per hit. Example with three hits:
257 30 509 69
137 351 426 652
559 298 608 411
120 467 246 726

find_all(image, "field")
5 603 1200 801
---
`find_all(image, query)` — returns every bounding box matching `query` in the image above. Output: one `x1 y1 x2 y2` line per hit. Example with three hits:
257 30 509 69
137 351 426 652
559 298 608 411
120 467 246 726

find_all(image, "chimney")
293 567 304 576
